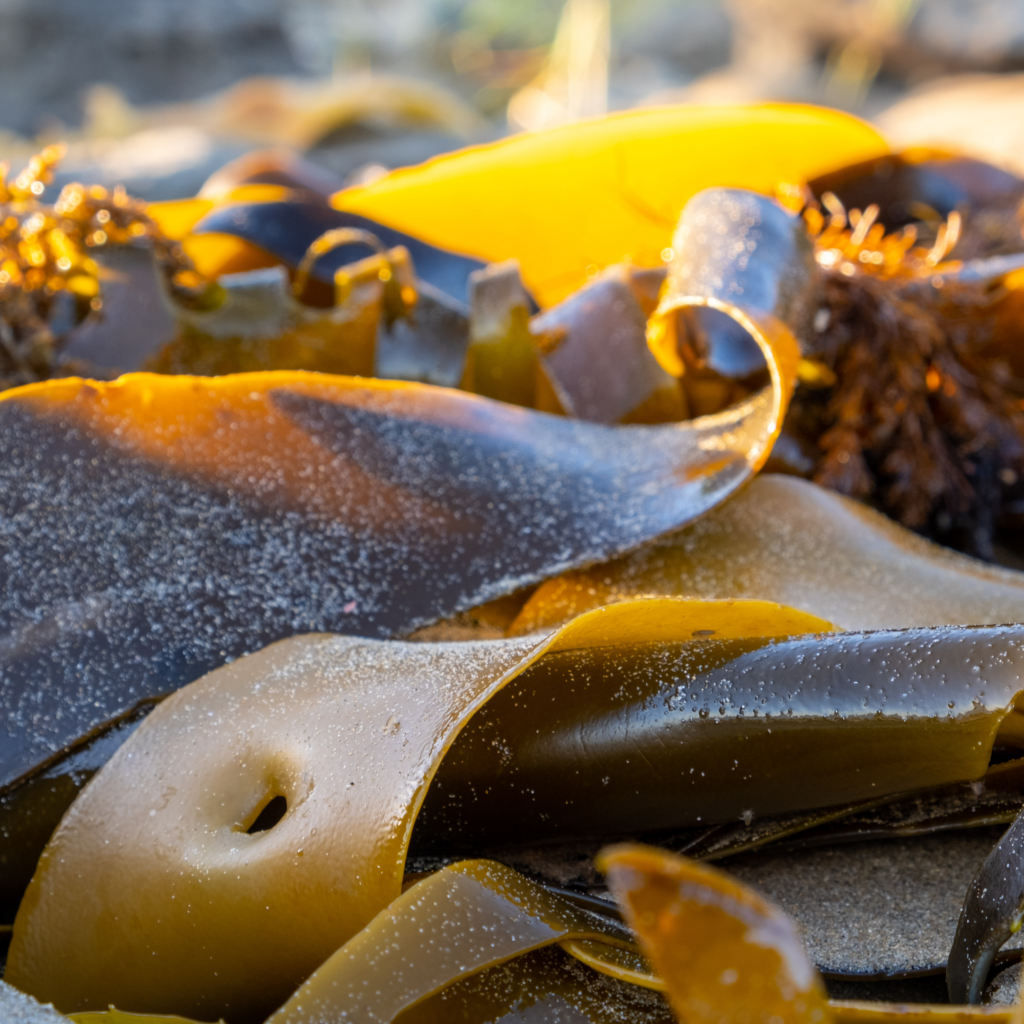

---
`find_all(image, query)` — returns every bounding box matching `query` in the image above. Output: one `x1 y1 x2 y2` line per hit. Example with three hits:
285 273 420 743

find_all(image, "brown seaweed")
416 624 1024 852
191 194 487 306
4 600 818 1021
267 860 640 1024
15 602 1024 1021
601 844 831 1024
0 341 795 799
647 187 818 383
947 807 1024 1003
531 265 685 424
806 152 1024 256
509 475 1024 636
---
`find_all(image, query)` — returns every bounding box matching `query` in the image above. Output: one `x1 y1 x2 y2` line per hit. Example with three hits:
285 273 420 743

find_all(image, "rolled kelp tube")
647 187 819 381
9 601 1024 1023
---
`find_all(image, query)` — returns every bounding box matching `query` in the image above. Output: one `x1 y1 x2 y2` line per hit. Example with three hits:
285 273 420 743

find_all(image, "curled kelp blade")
0 350 795 795
417 622 1024 852
267 859 635 1024
190 198 487 306
647 188 818 383
948 808 1024 1004
395 947 673 1024
600 843 831 1024
0 600 839 1021
509 475 1024 635
332 104 886 308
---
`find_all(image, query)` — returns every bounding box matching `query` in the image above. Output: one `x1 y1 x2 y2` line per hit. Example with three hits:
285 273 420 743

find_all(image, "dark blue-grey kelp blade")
948 807 1024 1003
193 199 491 306
0 371 781 792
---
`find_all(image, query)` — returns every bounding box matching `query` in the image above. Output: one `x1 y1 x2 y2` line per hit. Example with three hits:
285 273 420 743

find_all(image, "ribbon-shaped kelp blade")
267 859 637 1024
418 620 1024 854
948 807 1024 1004
0 348 796 796
3 599 831 1023
18 596 1024 1023
509 475 1024 636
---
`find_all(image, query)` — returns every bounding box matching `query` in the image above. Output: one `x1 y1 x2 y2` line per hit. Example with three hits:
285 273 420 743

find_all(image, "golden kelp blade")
389 947 673 1024
267 860 635 1024
600 844 831 1024
598 846 1017 1023
3 598 835 1023
333 104 887 307
509 475 1024 635
16 598 1024 1021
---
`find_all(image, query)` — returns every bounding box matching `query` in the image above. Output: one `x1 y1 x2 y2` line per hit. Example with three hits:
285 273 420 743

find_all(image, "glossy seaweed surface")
0 365 791 795
417 625 1024 851
10 607 1024 1023
0 602 833 1022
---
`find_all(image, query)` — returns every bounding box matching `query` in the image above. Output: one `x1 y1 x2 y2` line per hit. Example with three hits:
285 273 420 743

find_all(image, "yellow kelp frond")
333 104 887 307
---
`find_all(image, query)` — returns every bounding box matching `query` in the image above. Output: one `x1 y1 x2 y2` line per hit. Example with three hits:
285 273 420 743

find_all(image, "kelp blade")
0 351 794 795
2 599 837 1022
11 600 1024 1022
510 475 1024 635
600 845 1024 1022
947 807 1024 1003
267 859 636 1024
417 623 1024 850
600 843 830 1024
646 188 816 380
392 946 673 1024
333 104 887 307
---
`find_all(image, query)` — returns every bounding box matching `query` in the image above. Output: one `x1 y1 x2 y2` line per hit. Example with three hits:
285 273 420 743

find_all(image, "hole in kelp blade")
246 795 288 834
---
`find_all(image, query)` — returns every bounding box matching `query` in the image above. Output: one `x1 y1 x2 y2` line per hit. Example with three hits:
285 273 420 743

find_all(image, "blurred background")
5 0 1024 198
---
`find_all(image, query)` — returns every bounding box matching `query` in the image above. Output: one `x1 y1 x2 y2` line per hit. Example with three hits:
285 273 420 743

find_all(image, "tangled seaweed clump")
784 183 1024 557
0 145 205 390
9 106 1024 1024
